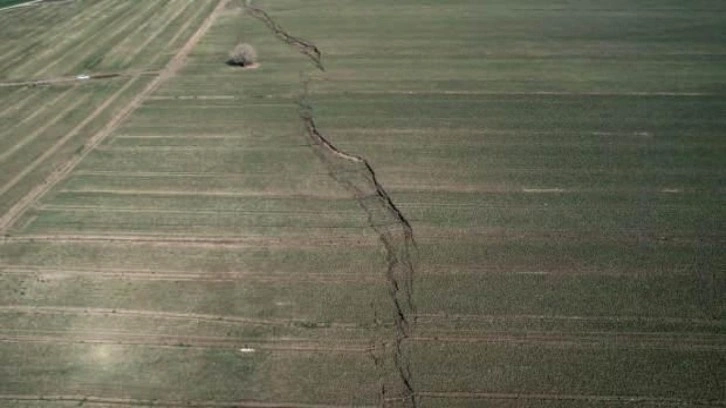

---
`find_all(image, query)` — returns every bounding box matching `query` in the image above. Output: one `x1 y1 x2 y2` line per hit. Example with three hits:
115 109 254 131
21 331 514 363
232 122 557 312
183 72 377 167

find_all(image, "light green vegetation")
0 0 724 406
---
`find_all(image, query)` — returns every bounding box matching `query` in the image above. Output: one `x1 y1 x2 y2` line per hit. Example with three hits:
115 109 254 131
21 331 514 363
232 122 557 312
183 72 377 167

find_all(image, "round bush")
228 43 257 67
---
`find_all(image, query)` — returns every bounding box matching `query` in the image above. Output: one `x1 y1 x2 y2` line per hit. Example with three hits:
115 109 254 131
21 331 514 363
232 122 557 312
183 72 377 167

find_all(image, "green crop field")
0 0 724 407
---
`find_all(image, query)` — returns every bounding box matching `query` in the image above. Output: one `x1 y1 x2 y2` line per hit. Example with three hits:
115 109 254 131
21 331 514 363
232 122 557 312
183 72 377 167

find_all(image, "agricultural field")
1 0 725 407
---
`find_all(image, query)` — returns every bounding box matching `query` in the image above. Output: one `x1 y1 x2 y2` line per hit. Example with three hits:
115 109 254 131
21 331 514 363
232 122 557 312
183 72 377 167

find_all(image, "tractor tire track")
408 333 726 351
0 306 358 329
0 0 231 235
0 395 361 408
0 0 116 67
0 330 375 352
0 77 141 202
2 233 380 249
111 0 195 68
0 87 42 118
0 92 90 163
416 392 726 406
32 1 164 78
1 265 383 284
414 313 726 326
5 0 134 77
0 87 74 146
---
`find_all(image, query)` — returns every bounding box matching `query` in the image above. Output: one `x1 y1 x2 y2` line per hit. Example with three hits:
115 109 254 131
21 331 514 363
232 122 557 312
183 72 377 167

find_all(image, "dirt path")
0 0 231 235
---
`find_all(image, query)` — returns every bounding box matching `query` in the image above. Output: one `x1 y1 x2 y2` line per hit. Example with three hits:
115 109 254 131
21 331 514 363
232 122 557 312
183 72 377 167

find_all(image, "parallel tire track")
0 305 357 328
0 87 73 144
0 331 374 352
0 92 90 163
1 265 382 283
0 395 360 408
2 234 380 249
32 1 163 78
416 392 726 406
0 0 232 234
0 77 141 202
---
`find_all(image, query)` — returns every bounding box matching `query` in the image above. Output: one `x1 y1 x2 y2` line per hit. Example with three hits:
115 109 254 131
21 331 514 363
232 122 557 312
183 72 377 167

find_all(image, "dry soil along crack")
242 2 324 71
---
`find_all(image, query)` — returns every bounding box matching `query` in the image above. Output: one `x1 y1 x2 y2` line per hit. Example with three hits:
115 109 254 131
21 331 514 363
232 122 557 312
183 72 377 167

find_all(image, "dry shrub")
228 43 257 67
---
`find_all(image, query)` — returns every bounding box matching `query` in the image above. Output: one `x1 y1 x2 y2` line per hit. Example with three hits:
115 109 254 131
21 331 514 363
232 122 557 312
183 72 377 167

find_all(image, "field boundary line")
0 0 231 235
416 392 726 406
0 395 364 408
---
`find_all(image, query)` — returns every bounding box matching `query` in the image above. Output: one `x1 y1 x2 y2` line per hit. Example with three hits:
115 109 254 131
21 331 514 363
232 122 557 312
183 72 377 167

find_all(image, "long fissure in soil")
242 2 418 406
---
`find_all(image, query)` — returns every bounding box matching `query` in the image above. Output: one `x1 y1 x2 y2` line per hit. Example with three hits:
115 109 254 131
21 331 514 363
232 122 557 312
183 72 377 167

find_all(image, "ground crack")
299 83 418 408
243 1 324 71
242 3 418 406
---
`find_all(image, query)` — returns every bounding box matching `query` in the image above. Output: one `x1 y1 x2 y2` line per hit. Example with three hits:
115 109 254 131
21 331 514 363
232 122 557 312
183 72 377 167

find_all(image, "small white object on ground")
239 348 256 353
76 74 90 80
